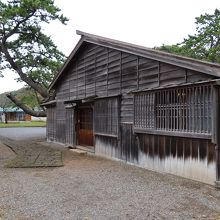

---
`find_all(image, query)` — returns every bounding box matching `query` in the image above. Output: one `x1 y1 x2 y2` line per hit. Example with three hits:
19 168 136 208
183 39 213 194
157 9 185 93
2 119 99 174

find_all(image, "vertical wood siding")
50 42 219 185
95 136 119 159
95 123 139 162
94 97 119 136
95 126 216 185
121 123 138 163
137 134 216 185
134 84 213 134
56 101 66 143
213 87 220 183
46 106 56 141
65 108 75 145
55 43 216 127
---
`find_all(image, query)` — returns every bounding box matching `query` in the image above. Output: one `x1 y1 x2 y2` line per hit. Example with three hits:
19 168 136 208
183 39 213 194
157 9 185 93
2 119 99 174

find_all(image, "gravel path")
0 140 220 220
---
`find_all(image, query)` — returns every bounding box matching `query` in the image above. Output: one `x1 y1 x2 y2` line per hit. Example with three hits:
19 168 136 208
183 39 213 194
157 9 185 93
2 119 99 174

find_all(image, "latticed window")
134 92 155 129
94 97 119 136
134 84 212 135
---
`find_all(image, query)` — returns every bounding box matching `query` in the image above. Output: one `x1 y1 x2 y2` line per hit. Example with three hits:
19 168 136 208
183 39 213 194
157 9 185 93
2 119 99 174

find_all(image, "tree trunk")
1 43 49 98
2 112 8 124
6 93 47 117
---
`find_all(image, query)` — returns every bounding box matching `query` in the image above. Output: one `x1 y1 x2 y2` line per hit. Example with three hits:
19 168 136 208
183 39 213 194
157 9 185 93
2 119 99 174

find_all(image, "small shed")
0 107 31 122
43 31 220 187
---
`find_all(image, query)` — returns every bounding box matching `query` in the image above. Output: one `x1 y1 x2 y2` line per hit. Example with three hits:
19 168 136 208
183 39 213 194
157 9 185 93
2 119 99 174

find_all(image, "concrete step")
69 149 88 155
76 145 95 153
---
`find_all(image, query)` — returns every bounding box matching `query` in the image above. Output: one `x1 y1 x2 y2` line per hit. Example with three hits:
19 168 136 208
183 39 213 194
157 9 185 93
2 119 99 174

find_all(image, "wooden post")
158 61 161 87
137 57 139 90
84 56 86 98
212 86 220 188
120 51 122 94
216 145 220 188
107 48 109 96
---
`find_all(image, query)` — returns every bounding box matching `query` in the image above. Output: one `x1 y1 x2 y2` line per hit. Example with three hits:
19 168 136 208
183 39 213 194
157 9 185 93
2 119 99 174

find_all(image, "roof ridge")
49 30 220 90
76 30 220 68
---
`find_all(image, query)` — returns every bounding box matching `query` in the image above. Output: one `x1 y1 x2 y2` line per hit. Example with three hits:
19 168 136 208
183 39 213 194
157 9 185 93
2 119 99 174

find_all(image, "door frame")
76 103 94 147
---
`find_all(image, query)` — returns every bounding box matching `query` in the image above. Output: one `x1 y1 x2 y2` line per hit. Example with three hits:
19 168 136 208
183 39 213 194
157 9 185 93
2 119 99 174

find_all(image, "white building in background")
31 116 47 121
0 107 46 122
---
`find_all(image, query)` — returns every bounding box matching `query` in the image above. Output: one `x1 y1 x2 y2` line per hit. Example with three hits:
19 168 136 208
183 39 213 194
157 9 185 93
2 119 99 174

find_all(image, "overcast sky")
0 0 219 93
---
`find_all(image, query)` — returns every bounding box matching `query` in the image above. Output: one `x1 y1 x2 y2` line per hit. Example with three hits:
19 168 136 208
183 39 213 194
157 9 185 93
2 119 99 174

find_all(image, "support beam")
215 145 220 188
212 86 220 188
158 61 161 86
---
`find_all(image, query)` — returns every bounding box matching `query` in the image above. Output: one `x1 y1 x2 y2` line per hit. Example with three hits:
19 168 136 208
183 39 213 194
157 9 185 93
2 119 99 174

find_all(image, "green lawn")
0 121 46 128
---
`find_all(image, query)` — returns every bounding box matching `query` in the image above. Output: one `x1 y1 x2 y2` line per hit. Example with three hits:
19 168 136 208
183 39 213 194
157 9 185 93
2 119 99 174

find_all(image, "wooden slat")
94 97 119 136
134 84 213 137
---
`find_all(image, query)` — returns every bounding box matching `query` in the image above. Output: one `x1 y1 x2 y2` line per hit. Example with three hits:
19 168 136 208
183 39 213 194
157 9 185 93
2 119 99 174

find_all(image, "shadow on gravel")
0 136 63 168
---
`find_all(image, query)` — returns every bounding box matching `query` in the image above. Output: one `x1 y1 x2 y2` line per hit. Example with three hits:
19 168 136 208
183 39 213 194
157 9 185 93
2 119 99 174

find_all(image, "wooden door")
77 106 94 146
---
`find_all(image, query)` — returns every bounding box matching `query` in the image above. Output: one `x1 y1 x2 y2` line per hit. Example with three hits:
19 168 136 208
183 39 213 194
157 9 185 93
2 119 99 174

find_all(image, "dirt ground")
0 136 63 168
0 139 220 220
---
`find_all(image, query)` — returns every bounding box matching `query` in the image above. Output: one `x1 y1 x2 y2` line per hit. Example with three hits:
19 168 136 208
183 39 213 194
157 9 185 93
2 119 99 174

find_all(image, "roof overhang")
130 78 220 94
40 100 57 107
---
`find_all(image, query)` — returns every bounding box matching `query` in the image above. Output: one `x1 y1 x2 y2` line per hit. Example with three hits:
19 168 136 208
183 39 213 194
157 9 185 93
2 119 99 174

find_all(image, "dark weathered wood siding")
65 108 75 145
137 134 216 185
55 43 216 123
95 125 217 185
46 106 56 141
47 42 219 185
94 97 119 136
55 101 66 143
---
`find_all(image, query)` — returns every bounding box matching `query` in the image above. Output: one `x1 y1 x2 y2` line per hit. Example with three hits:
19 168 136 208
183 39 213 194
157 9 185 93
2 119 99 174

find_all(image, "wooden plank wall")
95 124 139 163
95 135 119 159
94 97 119 136
137 134 216 185
213 87 220 183
56 43 216 126
55 101 66 143
95 129 216 185
65 108 75 145
121 123 138 163
52 42 219 184
46 106 56 141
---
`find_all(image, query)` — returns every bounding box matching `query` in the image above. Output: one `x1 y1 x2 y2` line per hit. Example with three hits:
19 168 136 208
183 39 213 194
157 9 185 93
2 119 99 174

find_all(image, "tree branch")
214 36 220 49
6 93 47 117
3 10 36 41
34 89 46 111
0 44 49 98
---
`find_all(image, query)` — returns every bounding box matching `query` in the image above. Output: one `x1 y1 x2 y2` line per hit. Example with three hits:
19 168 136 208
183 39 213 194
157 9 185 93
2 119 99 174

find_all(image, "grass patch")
0 121 46 128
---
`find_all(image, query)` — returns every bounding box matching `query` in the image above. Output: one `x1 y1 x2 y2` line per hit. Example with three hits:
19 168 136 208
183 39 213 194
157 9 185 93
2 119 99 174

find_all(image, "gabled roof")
49 30 220 90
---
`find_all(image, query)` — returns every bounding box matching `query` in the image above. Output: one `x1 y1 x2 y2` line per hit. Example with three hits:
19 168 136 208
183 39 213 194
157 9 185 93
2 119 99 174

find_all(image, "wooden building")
43 31 220 187
0 107 31 122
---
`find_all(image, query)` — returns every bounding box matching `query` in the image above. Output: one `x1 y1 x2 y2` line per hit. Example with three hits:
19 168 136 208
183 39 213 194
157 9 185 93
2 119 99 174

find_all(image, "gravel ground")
0 136 63 168
0 140 220 220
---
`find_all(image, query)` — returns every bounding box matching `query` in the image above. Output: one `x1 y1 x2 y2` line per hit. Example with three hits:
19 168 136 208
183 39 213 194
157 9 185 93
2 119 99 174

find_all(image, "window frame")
94 96 120 138
133 84 213 139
